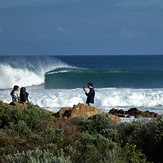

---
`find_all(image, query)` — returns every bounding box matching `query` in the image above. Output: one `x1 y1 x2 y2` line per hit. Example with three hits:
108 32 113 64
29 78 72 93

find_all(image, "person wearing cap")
83 82 95 106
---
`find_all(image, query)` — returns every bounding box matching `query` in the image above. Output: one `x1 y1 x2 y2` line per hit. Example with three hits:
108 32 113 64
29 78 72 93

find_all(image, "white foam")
0 57 69 89
0 64 43 89
1 87 163 115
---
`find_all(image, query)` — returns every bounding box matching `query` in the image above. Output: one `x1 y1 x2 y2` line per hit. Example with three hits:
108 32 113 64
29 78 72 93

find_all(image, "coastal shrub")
142 116 163 163
9 120 31 134
78 114 118 136
117 121 146 147
36 120 56 132
0 128 19 155
73 133 115 163
117 117 163 163
0 105 15 128
31 133 43 142
152 116 163 142
100 128 118 141
0 100 3 107
115 144 149 163
44 127 64 144
55 118 80 138
3 148 71 163
0 104 52 130
45 143 57 151
21 104 52 130
0 135 14 146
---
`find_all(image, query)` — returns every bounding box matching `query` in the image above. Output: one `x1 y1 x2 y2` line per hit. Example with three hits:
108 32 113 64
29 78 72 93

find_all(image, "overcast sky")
0 0 163 55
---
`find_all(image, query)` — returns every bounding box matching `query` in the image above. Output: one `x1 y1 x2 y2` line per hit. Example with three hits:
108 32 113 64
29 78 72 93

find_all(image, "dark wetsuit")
85 88 95 105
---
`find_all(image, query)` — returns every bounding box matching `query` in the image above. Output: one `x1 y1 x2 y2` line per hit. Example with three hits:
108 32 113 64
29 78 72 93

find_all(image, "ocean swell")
45 67 163 89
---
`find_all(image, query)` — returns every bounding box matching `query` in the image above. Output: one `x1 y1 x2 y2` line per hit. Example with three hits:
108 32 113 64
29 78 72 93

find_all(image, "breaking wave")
0 56 69 89
45 67 163 89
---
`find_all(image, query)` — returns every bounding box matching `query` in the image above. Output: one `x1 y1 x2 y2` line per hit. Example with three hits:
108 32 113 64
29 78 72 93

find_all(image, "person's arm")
83 87 87 94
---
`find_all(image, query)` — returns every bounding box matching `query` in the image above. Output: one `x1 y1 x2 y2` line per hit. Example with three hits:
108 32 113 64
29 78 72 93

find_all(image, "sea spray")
0 56 69 89
0 64 43 88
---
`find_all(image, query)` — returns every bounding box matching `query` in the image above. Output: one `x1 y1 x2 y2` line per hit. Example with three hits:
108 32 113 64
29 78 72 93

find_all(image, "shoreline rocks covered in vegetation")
0 100 163 163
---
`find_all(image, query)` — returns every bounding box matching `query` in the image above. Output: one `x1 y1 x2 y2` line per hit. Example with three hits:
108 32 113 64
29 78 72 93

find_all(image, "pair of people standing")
10 85 29 104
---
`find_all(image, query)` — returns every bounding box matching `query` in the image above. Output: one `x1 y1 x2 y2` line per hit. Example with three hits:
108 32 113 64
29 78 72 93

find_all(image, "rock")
109 107 160 119
58 103 102 118
109 108 119 116
1 101 28 109
109 108 128 117
128 108 141 116
58 103 121 123
106 113 121 124
139 110 159 118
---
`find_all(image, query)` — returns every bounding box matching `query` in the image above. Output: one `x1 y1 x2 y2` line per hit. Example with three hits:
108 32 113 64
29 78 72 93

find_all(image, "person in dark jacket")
20 87 29 104
83 83 95 106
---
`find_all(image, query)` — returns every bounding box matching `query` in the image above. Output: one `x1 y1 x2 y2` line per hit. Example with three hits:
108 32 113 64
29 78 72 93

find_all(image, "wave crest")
0 56 69 89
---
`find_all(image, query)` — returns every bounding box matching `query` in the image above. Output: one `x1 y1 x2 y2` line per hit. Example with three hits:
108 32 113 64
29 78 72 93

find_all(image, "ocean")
1 55 163 116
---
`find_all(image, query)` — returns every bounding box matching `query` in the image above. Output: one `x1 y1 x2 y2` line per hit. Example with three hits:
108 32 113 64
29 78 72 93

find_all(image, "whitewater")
0 56 69 89
0 55 163 115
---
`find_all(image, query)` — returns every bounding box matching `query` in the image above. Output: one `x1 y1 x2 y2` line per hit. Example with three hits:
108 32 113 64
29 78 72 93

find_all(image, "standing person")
10 85 20 103
83 82 95 106
20 87 29 104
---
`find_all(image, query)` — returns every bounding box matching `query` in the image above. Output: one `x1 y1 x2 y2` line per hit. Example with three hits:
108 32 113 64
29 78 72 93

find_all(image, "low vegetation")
0 100 163 163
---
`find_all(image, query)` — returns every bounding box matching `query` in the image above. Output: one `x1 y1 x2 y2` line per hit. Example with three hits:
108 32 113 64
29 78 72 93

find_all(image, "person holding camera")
83 82 95 106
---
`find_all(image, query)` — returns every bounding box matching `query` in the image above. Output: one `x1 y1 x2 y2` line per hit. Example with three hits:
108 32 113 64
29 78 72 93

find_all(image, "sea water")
0 55 163 115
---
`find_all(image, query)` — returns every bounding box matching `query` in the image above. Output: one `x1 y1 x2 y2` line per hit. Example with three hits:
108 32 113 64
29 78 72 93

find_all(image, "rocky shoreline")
109 107 160 118
5 101 161 124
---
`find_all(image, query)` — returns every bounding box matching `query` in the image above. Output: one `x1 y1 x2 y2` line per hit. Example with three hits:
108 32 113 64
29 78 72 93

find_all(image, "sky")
0 0 163 55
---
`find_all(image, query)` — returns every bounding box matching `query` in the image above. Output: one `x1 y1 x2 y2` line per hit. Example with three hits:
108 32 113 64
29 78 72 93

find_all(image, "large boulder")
58 103 121 123
58 103 102 118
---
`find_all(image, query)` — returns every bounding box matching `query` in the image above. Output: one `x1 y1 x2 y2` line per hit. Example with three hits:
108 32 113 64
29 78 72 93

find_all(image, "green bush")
44 127 64 144
9 120 31 134
117 117 163 163
115 144 149 163
78 114 118 136
0 100 3 107
73 133 115 163
143 116 163 162
0 105 15 128
0 104 52 130
3 148 71 163
117 121 146 147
